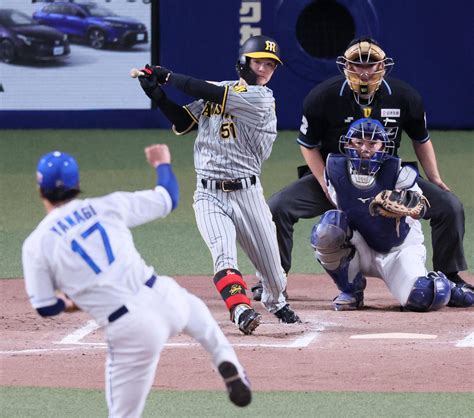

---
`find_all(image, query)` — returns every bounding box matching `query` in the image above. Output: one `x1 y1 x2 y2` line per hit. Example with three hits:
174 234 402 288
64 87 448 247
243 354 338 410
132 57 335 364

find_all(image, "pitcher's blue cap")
36 151 79 190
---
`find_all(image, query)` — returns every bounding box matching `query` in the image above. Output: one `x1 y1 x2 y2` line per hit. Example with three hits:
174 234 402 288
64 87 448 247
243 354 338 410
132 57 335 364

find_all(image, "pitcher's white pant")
351 219 427 305
104 275 242 418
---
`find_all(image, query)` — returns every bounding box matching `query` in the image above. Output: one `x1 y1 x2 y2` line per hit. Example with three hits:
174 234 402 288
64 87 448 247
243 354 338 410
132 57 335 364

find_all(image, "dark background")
2 0 473 129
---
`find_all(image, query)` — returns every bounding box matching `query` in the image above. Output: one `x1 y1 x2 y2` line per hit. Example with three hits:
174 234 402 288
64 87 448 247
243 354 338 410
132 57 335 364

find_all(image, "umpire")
253 37 469 299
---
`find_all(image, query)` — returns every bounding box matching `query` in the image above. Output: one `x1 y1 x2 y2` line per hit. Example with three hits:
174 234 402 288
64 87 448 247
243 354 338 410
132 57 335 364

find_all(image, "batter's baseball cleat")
274 304 301 323
447 282 474 307
238 308 262 335
332 291 364 311
218 361 252 407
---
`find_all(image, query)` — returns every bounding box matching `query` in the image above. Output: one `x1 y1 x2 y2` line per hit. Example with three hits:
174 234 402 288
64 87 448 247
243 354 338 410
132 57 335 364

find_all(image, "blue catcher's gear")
37 151 79 191
405 271 451 312
311 210 366 310
448 283 474 308
339 118 394 188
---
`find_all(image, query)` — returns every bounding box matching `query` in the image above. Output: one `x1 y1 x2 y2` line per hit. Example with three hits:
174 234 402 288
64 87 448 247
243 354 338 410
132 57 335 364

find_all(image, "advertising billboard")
0 0 151 110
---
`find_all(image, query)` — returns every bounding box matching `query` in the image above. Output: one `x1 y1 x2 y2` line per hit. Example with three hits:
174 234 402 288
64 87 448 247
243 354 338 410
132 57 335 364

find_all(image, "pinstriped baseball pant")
193 179 287 313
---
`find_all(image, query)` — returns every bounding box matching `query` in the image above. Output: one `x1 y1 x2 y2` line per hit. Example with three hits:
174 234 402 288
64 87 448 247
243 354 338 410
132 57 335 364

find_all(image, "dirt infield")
1 274 473 393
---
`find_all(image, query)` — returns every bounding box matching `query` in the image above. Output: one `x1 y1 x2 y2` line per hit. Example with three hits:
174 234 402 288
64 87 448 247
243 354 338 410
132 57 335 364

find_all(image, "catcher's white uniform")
23 187 245 417
326 157 426 305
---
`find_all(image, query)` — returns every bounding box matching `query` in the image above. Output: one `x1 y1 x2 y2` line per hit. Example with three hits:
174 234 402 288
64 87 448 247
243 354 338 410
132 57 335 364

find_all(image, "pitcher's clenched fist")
145 144 171 168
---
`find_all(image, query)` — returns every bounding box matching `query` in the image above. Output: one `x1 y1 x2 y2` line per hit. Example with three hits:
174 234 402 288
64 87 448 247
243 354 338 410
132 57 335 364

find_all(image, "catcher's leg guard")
405 271 451 312
311 210 366 310
447 282 474 308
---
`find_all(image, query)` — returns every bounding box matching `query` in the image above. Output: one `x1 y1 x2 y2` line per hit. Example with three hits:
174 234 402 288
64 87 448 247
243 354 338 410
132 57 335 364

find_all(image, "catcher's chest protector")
326 155 410 252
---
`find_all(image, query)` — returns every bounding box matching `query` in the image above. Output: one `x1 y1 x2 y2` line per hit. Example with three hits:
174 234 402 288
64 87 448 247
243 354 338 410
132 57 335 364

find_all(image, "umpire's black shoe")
251 281 263 301
252 281 289 301
274 304 301 323
218 361 252 407
446 273 474 291
238 308 262 335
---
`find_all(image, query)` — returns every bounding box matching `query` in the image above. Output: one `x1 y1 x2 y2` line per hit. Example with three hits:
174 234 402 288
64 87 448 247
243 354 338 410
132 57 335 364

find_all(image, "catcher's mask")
339 118 394 188
236 35 282 85
336 37 394 104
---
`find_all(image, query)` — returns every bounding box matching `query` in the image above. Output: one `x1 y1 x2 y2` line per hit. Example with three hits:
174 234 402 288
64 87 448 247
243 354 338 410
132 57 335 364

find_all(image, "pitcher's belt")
201 175 256 192
108 275 156 323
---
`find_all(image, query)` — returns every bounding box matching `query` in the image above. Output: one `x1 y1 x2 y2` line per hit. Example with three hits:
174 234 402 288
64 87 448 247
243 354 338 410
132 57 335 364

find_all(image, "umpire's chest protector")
327 155 410 252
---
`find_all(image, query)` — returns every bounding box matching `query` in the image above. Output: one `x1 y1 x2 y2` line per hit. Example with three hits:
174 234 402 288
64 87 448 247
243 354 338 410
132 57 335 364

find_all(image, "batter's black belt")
201 175 256 192
108 275 157 323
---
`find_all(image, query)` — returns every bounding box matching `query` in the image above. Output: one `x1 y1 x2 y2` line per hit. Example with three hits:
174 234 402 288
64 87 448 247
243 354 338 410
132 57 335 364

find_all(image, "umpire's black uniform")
269 75 467 277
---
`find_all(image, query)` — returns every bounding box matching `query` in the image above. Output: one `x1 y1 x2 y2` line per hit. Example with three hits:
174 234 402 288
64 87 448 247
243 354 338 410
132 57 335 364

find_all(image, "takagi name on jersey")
50 204 97 237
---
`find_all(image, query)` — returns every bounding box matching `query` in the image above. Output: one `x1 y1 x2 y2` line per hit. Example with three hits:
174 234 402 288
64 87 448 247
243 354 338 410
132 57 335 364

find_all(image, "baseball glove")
369 189 429 219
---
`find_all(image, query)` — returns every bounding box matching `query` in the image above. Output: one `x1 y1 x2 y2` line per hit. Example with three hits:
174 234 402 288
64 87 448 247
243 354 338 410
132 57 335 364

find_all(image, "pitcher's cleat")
218 361 252 407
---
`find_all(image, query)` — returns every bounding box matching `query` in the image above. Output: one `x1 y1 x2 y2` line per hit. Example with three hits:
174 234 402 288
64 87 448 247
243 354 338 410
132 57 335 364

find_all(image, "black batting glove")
150 65 172 84
138 65 166 103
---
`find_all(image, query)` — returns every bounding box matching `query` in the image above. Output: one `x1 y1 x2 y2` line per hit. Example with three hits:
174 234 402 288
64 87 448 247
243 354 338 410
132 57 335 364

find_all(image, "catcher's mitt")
369 189 429 219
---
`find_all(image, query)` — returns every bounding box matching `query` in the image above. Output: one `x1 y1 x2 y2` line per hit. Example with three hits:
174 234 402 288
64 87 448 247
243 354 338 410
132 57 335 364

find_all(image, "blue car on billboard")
33 2 148 49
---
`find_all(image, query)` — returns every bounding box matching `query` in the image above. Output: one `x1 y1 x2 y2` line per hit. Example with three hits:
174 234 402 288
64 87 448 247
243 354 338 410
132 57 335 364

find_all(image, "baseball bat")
130 68 145 78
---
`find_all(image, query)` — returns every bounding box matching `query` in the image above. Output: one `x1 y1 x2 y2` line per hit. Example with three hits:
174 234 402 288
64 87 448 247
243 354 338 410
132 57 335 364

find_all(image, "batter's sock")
213 269 252 320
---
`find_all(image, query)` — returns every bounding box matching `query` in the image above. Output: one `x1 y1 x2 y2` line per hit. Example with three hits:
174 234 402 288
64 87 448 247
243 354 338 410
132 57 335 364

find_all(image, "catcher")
310 118 473 311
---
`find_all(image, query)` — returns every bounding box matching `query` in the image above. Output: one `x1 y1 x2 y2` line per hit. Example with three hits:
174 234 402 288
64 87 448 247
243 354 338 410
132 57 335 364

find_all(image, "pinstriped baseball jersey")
185 81 277 179
186 80 287 313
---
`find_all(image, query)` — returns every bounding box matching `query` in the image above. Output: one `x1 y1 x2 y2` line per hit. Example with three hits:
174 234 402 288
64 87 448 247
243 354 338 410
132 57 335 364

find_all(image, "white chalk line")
350 333 438 340
0 319 326 356
455 331 474 347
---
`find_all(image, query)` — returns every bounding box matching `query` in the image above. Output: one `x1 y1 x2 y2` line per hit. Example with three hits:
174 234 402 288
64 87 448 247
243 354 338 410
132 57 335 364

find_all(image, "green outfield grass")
0 129 472 278
0 130 473 417
1 387 473 418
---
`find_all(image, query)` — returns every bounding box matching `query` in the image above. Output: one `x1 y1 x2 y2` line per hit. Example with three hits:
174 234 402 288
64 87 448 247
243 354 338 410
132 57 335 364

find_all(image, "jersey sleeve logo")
233 85 248 93
300 115 308 135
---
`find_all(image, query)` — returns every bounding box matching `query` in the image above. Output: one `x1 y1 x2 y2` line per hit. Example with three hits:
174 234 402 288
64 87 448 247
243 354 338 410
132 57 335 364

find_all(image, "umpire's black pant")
268 170 467 275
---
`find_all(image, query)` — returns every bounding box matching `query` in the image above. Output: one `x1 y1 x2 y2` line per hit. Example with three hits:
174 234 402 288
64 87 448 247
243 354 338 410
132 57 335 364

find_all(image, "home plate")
350 333 437 340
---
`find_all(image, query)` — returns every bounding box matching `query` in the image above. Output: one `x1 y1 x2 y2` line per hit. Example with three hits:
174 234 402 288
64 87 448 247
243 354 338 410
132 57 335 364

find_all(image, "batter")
137 35 301 334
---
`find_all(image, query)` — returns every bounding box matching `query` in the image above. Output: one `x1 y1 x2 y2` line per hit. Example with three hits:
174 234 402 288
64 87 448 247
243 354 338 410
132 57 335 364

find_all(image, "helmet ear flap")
236 55 257 85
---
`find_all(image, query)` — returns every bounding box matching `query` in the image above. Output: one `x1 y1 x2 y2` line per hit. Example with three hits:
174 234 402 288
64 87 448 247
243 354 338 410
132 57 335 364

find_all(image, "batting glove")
139 64 171 84
138 65 166 102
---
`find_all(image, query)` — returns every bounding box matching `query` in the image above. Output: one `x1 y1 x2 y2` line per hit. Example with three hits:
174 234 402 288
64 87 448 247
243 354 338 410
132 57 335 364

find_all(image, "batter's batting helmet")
236 35 282 85
336 37 394 104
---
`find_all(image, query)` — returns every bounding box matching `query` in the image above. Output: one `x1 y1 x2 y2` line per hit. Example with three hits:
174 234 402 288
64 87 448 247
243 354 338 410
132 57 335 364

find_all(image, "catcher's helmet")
336 37 394 104
37 151 80 191
339 118 394 187
236 35 282 85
